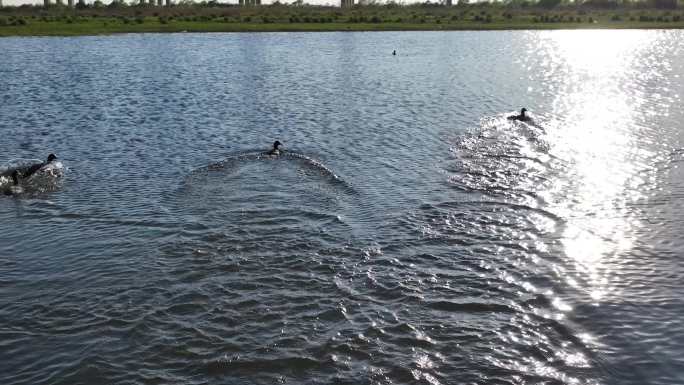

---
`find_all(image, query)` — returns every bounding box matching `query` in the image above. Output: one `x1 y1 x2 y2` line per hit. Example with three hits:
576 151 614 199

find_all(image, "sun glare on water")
530 30 669 303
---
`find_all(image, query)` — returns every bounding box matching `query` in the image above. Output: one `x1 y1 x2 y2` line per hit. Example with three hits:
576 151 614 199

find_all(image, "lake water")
1 30 683 385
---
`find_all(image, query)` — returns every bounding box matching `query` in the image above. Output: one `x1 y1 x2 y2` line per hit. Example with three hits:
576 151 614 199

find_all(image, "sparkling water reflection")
1 31 684 385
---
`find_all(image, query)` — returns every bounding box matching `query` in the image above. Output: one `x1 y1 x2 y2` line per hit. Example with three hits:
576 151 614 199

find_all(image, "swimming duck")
507 108 531 122
19 153 58 178
268 141 282 156
1 153 57 181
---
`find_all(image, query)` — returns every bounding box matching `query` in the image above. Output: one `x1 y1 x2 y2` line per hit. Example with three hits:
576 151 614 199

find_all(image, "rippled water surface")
1 31 684 385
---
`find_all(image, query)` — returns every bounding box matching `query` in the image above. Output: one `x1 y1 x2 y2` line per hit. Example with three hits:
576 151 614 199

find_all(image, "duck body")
267 141 282 156
7 154 58 179
1 154 58 189
507 108 531 122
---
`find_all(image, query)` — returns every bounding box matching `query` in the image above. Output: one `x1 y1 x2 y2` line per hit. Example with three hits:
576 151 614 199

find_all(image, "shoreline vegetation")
1 1 683 36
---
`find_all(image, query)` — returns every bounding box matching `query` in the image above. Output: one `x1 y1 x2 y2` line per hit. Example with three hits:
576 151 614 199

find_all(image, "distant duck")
507 108 531 122
392 50 396 56
268 141 282 156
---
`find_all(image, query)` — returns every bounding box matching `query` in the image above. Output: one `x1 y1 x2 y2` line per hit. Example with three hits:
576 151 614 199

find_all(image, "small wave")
205 356 323 376
193 149 355 193
426 300 515 314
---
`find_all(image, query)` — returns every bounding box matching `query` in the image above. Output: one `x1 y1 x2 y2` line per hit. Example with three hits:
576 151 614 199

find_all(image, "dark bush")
652 0 677 9
583 0 618 7
370 15 381 23
538 0 561 8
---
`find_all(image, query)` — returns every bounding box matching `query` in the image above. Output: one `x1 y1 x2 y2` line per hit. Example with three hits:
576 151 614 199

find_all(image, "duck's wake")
195 150 353 192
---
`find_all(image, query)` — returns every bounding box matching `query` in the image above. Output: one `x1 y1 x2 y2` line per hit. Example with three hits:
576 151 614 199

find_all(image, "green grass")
1 5 684 36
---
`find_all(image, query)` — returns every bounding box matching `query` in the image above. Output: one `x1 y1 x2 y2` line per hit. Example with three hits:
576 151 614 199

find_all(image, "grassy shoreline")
2 4 684 36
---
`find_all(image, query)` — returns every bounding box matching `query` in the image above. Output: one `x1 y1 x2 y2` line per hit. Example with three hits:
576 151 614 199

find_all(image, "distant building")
44 0 49 7
446 0 452 5
165 0 171 6
68 0 73 6
341 0 353 7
